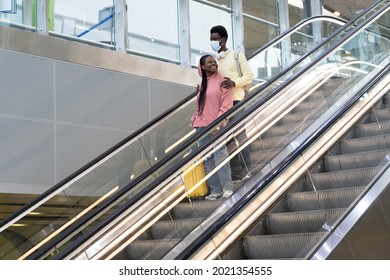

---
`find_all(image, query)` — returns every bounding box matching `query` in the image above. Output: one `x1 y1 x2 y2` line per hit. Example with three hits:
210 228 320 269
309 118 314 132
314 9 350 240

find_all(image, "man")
210 25 254 181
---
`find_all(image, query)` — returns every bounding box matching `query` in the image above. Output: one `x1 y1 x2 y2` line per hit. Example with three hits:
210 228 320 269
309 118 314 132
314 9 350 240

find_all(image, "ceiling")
323 0 377 18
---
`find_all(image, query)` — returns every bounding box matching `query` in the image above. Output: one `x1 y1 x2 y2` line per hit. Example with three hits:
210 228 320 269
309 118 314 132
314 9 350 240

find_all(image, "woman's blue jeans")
196 127 233 195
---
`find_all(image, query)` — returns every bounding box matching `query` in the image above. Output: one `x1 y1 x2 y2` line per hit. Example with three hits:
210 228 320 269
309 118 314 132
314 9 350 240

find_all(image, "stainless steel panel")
0 49 54 120
0 118 54 189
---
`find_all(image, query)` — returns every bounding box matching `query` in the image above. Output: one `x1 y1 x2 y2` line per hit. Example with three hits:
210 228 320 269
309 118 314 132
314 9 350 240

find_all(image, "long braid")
198 55 211 116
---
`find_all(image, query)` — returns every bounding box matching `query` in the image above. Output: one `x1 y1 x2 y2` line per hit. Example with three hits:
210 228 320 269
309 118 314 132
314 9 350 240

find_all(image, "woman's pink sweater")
191 72 233 128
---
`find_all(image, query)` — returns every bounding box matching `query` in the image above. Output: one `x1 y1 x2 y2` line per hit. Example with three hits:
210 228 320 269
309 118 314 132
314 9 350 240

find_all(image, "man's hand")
211 120 228 135
221 77 235 89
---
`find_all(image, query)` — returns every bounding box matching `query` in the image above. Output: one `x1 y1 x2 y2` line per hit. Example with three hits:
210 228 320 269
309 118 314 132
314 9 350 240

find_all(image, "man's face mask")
210 40 221 52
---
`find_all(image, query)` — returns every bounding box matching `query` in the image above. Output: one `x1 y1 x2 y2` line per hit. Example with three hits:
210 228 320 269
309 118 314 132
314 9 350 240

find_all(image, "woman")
191 54 234 200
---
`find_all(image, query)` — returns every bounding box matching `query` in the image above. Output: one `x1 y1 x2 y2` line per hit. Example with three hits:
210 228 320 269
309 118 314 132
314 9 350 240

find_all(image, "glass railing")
0 1 114 45
22 3 390 260
248 16 345 83
0 0 281 65
55 3 390 260
0 15 348 260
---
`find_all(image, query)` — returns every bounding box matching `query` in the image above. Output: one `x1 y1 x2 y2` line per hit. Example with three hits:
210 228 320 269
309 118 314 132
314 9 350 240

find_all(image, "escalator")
190 72 390 260
36 1 390 260
0 1 388 260
0 12 349 260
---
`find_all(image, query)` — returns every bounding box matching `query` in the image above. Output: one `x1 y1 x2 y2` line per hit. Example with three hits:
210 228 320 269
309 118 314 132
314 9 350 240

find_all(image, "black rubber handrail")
47 2 390 260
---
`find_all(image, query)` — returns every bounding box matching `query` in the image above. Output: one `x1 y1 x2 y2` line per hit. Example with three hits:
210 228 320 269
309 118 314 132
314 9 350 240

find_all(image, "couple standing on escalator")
191 25 254 201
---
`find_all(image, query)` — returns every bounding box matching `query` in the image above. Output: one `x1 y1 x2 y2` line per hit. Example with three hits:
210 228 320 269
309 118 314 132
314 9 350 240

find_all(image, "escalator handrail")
0 15 348 231
248 15 346 58
47 2 390 260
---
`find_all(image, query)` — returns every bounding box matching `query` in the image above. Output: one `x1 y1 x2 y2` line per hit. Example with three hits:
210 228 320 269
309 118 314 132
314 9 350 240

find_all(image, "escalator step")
287 186 365 211
291 99 329 113
250 135 296 150
356 121 390 137
324 149 389 171
308 166 383 189
266 208 346 234
172 200 222 220
369 107 390 122
261 121 311 139
320 77 348 92
275 107 326 126
150 218 202 240
230 149 280 168
125 239 180 260
243 232 325 259
305 89 327 101
341 134 390 154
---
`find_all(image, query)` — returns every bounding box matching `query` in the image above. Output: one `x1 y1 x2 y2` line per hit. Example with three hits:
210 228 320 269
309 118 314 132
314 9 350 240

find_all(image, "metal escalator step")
291 99 329 113
251 149 281 165
308 166 383 190
266 208 346 234
373 95 390 111
243 232 325 259
308 84 347 100
287 186 365 211
230 149 280 168
324 149 390 171
320 77 348 92
356 121 390 137
341 134 390 154
250 135 296 150
305 89 327 101
172 200 221 219
261 121 310 139
126 239 180 260
276 108 326 126
150 218 202 240
369 108 390 122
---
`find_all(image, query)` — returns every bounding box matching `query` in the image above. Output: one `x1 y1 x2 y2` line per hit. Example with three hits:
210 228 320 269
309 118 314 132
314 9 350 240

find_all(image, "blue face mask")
210 40 221 52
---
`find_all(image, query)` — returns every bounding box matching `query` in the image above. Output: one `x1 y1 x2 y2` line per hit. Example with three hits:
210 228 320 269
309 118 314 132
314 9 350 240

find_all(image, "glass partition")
189 0 232 66
54 0 114 44
0 0 33 30
249 16 344 83
243 16 279 57
127 0 179 61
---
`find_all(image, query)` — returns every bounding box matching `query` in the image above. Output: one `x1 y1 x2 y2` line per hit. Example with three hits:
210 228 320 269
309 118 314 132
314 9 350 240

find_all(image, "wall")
0 26 198 194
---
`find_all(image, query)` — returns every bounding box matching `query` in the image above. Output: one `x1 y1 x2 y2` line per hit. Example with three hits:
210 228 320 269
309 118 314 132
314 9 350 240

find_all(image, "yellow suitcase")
183 161 208 198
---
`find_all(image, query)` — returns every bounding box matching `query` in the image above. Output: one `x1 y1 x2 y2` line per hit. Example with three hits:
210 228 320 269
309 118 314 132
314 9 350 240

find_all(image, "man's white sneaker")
222 190 233 198
205 192 221 200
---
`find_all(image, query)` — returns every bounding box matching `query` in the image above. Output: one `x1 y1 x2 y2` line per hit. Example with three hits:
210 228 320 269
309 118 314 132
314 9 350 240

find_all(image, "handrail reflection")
17 186 119 260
